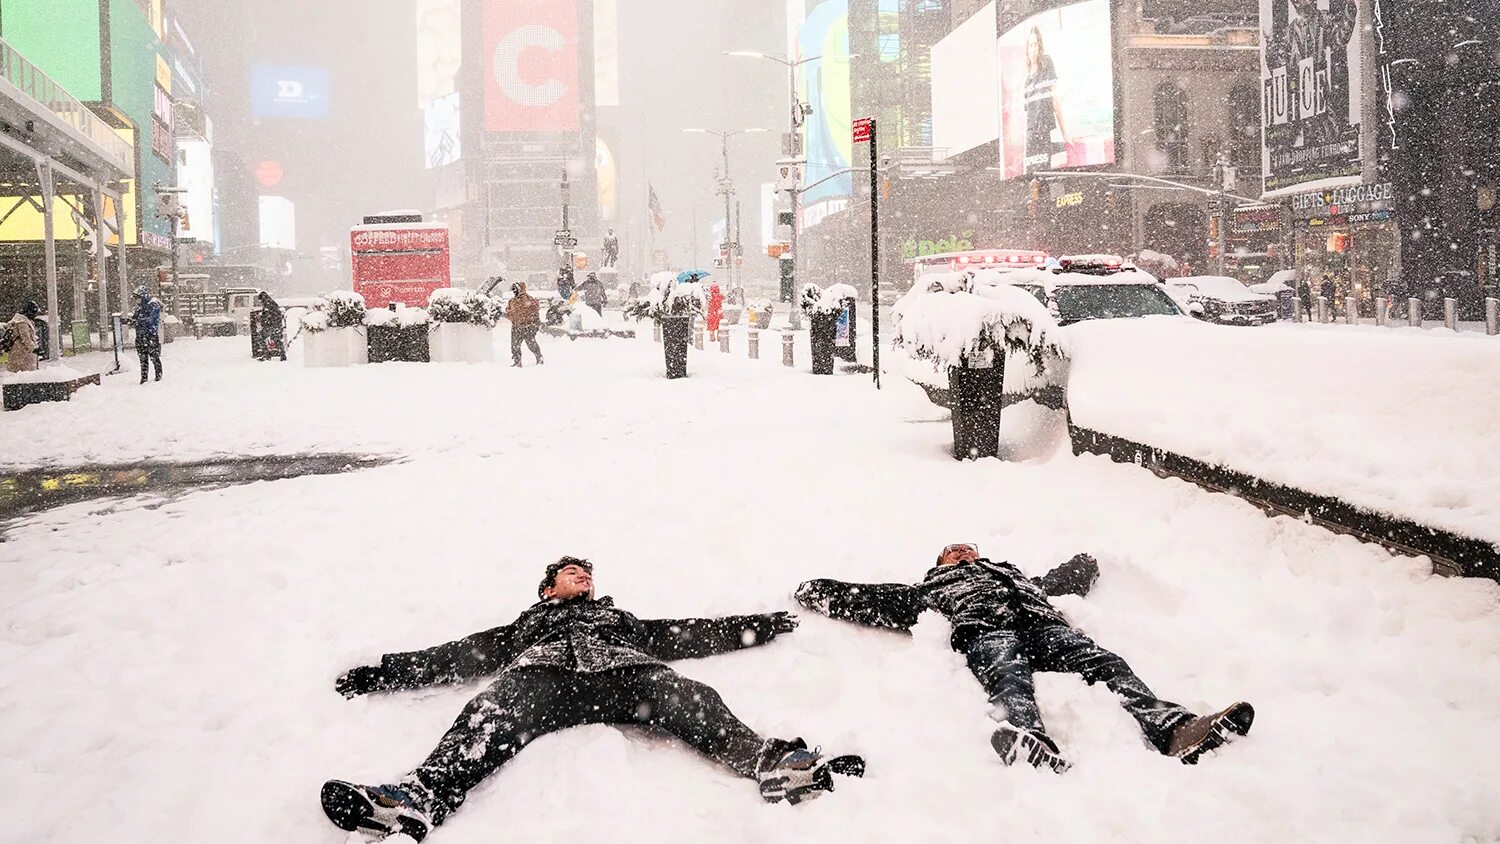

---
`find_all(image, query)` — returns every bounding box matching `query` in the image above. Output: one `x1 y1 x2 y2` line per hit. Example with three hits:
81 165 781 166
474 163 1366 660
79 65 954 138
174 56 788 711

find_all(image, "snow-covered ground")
2 330 1498 843
1065 317 1500 545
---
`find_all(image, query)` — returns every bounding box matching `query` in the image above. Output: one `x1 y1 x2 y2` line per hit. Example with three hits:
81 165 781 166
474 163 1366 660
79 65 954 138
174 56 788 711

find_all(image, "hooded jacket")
131 292 162 337
506 286 541 327
4 312 40 372
371 596 788 691
797 554 1097 652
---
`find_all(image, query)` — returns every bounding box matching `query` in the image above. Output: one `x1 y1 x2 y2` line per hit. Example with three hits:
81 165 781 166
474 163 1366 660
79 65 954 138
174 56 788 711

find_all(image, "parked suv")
1165 276 1278 326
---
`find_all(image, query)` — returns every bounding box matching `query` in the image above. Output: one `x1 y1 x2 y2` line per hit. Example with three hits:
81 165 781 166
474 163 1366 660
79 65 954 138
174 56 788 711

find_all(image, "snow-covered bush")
427 288 499 328
799 282 859 316
302 291 366 333
363 306 430 328
639 272 706 320
891 270 1069 391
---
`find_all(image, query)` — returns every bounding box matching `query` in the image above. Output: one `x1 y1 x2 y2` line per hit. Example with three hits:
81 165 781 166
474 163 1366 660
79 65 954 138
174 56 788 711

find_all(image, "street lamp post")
682 127 767 295
725 51 855 330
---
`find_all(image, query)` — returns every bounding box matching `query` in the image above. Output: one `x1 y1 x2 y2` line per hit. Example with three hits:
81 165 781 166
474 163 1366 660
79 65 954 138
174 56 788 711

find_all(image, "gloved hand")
793 580 837 614
335 665 387 699
767 611 800 634
1037 553 1100 599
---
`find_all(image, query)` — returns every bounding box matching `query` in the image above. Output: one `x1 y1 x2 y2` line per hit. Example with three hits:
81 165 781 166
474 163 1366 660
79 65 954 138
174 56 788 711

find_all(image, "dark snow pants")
510 324 542 364
137 334 163 381
963 623 1194 753
407 665 768 824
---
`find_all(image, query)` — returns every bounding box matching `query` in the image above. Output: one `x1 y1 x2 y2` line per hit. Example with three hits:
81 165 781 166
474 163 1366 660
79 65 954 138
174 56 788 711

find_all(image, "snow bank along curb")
1069 426 1500 582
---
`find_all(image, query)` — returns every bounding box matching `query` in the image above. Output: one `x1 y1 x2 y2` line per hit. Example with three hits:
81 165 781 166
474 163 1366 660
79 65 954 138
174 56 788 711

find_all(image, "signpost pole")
855 116 880 390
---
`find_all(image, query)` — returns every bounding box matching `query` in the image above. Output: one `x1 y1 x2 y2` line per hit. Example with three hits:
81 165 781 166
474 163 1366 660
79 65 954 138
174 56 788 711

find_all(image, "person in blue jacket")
130 286 163 383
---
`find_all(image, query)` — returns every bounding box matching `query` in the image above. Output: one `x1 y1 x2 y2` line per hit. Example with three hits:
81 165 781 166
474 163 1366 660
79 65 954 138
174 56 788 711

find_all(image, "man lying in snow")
324 557 864 841
795 544 1254 773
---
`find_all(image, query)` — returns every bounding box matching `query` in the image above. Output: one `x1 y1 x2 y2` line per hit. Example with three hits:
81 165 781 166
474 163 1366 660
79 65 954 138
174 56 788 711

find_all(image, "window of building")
1228 82 1259 171
1153 81 1188 173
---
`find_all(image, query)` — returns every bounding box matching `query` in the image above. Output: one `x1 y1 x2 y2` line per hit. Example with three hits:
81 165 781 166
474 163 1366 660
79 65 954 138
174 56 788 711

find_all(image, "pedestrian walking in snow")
504 281 543 367
557 267 575 301
1320 274 1337 318
254 292 287 361
20 300 49 362
579 272 607 316
1298 278 1314 321
795 543 1254 773
130 286 163 383
706 283 725 341
324 557 863 841
4 304 40 373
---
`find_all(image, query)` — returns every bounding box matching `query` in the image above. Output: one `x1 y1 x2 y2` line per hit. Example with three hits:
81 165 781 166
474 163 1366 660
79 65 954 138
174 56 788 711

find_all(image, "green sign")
899 230 975 261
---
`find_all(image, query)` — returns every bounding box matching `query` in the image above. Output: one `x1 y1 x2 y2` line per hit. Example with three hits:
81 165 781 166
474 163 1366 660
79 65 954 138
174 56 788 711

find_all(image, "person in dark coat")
578 272 607 315
20 300 49 361
1297 278 1314 321
1319 274 1337 319
504 281 543 367
255 292 286 360
795 543 1254 773
322 557 863 841
130 286 163 383
557 267 575 301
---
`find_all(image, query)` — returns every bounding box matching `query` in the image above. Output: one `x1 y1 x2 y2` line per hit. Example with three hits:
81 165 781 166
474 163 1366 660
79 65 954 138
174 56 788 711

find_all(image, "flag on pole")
648 184 666 232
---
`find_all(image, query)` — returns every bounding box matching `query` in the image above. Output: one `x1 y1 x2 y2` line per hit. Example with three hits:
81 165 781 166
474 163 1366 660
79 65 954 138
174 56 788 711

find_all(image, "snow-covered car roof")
1167 276 1274 303
974 265 1164 293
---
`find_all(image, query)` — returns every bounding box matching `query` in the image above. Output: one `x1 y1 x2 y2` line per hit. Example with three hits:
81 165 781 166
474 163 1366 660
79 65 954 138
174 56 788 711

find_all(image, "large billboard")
1260 0 1362 196
416 0 461 108
996 0 1116 181
483 0 580 133
177 139 218 247
424 92 462 169
251 65 331 120
258 196 296 250
799 0 853 227
931 1 998 160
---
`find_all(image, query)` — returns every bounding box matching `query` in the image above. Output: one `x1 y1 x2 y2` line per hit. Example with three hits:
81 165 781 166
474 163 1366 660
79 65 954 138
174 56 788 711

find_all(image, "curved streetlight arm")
1028 170 1263 205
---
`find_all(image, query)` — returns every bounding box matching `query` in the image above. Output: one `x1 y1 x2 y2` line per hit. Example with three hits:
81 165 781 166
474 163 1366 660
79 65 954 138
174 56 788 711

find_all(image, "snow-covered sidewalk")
1 329 1497 843
1065 317 1500 546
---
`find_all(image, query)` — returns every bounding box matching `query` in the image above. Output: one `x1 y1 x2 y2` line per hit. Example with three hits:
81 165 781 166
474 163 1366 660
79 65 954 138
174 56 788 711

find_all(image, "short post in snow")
1316 295 1328 323
1345 296 1358 324
748 328 760 359
1444 298 1458 331
693 321 705 350
781 331 794 367
719 325 731 353
1408 298 1423 327
1486 298 1498 335
1375 297 1388 326
652 321 662 343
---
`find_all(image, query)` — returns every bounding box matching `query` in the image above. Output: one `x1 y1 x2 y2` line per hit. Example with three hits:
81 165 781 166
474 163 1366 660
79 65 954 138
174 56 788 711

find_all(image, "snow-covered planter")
644 273 707 378
798 283 858 375
364 306 431 363
892 272 1070 459
425 289 496 363
302 292 369 368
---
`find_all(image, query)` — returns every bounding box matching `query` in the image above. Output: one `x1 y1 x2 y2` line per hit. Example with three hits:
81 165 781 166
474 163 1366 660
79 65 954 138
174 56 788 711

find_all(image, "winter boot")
756 738 865 805
1165 701 1255 764
991 723 1071 774
320 780 433 841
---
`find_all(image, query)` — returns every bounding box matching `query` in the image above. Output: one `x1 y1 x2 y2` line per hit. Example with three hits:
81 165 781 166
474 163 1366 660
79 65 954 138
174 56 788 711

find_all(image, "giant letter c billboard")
484 0 580 133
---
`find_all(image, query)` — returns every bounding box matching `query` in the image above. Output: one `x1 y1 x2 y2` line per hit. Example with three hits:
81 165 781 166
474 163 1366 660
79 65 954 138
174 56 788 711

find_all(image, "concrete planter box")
367 325 430 363
303 326 369 368
428 322 494 363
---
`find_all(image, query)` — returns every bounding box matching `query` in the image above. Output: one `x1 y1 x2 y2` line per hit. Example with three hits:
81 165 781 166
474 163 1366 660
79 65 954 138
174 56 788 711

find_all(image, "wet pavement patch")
0 454 392 521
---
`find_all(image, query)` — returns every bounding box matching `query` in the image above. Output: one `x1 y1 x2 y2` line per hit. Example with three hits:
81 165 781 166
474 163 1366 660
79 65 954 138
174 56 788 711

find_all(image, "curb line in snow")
1068 426 1500 582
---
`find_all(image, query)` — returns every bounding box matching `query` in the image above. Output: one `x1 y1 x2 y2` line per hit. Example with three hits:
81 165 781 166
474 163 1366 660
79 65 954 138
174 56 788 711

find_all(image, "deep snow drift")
2 332 1497 843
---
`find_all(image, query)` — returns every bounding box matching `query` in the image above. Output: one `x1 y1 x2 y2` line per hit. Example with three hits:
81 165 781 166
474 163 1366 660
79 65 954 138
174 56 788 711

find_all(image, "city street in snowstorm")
0 1 1497 843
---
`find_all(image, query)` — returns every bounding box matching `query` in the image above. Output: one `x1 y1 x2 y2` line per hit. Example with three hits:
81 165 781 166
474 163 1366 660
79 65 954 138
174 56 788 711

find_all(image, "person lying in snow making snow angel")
794 545 1255 772
324 556 864 841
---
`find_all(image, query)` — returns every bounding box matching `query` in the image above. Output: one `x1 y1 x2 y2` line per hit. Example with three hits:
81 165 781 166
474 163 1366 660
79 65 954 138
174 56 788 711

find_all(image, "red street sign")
256 160 284 187
853 117 873 144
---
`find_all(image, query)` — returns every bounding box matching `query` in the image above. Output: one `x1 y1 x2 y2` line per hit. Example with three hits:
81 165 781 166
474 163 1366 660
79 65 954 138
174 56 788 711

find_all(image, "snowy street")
3 332 1498 843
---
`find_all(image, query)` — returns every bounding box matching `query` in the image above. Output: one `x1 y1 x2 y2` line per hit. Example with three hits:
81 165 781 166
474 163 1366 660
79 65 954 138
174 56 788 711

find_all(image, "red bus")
350 215 451 308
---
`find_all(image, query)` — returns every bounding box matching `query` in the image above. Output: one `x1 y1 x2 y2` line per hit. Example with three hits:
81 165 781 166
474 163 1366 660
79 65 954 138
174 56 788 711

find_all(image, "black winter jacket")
797 554 1097 652
373 596 786 691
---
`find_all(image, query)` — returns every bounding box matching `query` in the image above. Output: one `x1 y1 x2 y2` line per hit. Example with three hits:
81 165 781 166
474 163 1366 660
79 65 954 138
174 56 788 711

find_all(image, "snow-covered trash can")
801 283 858 375
301 292 369 368
645 271 707 379
891 270 1069 461
427 288 498 364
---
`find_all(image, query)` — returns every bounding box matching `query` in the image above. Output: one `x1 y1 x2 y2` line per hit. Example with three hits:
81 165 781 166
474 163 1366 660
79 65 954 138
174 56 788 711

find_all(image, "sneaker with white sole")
991 723 1071 774
320 779 433 841
756 738 865 805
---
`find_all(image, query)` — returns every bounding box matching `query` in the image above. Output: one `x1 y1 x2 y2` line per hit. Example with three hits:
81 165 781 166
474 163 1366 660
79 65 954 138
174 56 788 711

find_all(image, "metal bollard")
1487 298 1499 336
781 331 794 367
652 321 662 343
1444 297 1457 331
1408 298 1422 327
693 323 704 350
747 329 760 359
1345 296 1358 325
1375 297 1388 326
718 326 731 353
1316 295 1329 324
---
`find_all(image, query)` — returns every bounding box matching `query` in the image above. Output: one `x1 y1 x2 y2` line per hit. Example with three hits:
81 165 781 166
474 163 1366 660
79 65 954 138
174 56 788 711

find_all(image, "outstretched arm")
794 579 924 632
1033 553 1099 598
640 612 799 661
335 624 515 698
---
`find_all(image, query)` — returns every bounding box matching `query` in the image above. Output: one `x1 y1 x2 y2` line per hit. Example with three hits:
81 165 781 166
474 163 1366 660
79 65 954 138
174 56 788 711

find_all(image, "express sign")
484 0 579 132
